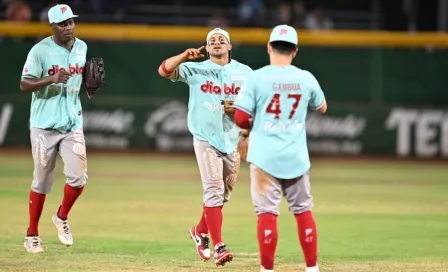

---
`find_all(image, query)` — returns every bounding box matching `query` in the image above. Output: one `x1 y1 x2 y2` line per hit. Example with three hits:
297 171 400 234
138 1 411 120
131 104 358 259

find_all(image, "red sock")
295 211 318 267
57 184 85 220
27 190 46 236
196 205 208 234
204 206 223 247
257 213 278 270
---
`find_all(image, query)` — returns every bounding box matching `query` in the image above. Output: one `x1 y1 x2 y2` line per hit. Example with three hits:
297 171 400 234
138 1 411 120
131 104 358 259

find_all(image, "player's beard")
63 31 74 41
209 50 228 59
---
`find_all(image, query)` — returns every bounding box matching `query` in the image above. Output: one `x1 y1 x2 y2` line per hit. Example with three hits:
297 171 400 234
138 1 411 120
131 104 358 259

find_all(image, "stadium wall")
0 23 447 158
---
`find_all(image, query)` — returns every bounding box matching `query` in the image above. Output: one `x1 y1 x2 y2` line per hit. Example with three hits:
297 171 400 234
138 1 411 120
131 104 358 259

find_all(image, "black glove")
83 57 106 98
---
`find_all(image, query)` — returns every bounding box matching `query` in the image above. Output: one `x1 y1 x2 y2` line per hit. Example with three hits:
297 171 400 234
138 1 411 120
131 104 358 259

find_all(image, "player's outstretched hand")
52 70 72 84
183 46 205 60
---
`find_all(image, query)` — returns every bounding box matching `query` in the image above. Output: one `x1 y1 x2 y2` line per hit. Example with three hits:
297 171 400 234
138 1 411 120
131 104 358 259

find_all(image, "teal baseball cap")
269 24 298 46
48 4 78 24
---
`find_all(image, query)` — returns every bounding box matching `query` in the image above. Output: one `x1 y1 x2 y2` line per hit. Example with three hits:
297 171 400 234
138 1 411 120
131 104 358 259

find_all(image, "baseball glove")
237 129 250 162
221 100 235 115
83 57 106 98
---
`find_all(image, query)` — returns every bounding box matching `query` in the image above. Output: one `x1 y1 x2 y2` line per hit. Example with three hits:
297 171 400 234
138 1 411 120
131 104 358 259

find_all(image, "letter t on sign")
385 108 418 157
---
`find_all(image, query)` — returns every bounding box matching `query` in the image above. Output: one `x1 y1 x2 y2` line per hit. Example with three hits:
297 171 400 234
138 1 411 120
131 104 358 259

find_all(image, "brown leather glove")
222 100 235 115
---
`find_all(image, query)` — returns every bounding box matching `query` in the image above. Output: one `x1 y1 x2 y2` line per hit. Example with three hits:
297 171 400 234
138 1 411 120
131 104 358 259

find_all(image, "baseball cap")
48 4 78 24
269 25 298 46
206 28 231 44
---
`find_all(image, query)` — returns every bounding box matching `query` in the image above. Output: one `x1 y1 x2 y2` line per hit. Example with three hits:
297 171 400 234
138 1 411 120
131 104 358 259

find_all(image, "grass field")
0 152 447 272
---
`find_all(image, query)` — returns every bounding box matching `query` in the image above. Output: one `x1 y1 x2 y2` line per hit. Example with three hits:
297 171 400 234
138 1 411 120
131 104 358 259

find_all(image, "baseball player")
232 25 327 272
158 28 252 266
20 4 103 253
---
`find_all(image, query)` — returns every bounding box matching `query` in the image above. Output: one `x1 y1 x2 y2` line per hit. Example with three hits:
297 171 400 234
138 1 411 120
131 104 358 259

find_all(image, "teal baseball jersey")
21 36 88 133
171 59 252 154
233 65 326 179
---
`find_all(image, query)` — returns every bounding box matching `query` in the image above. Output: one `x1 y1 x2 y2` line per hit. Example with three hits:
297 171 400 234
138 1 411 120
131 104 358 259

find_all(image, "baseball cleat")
214 242 233 266
24 235 44 253
305 266 320 272
52 213 73 246
189 226 211 261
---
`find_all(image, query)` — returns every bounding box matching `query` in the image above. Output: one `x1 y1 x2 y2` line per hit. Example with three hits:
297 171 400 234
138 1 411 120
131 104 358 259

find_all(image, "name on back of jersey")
272 83 301 91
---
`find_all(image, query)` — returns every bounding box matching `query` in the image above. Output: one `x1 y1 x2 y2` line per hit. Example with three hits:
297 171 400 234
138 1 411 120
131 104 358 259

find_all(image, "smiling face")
51 18 75 43
206 33 232 58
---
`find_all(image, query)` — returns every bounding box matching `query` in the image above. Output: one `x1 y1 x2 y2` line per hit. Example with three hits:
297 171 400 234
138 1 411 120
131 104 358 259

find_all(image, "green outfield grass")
0 152 447 272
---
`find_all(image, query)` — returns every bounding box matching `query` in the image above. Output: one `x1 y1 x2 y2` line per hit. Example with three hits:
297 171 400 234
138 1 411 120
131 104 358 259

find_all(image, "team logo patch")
72 129 86 156
204 148 220 181
201 81 240 95
73 143 85 156
34 134 48 168
48 64 83 75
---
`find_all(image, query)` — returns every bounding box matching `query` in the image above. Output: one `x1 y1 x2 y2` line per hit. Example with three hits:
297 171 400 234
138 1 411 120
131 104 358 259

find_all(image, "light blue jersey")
171 59 252 154
233 65 325 179
21 36 88 133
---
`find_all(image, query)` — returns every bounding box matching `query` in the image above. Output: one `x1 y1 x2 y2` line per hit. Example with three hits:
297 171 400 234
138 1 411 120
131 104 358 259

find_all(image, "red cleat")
214 242 233 266
189 226 211 261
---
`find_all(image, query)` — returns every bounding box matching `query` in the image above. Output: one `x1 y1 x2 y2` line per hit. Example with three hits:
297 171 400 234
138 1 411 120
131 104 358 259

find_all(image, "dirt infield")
1 146 446 165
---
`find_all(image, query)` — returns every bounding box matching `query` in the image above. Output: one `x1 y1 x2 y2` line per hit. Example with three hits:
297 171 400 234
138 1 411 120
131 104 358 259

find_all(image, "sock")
57 184 85 220
27 190 46 236
196 205 208 234
257 213 278 270
204 206 223 247
295 211 318 267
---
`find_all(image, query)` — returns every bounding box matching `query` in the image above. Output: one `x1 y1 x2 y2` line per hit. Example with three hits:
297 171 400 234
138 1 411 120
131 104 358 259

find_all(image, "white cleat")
305 266 320 272
24 236 44 253
52 213 73 246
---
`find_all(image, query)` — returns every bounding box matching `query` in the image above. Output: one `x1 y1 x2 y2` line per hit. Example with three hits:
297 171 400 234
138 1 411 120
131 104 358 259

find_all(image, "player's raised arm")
158 46 205 79
20 71 72 93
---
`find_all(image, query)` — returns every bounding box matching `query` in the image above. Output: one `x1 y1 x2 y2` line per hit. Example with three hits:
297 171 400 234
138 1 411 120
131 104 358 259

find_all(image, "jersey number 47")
266 93 302 119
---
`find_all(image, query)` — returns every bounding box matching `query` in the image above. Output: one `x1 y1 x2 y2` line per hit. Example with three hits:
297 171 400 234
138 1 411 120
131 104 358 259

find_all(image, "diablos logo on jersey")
48 64 84 75
201 81 240 95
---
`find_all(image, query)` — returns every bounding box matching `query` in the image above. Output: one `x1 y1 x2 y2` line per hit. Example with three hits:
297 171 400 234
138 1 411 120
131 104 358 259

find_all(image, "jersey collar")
206 59 235 69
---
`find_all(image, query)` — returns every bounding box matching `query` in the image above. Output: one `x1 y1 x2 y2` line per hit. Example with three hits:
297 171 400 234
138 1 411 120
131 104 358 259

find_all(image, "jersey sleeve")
308 71 326 110
21 45 44 79
170 62 195 84
233 73 256 116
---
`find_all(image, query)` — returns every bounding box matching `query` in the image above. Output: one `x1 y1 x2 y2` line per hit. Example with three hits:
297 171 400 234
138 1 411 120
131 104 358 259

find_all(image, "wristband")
161 60 173 74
